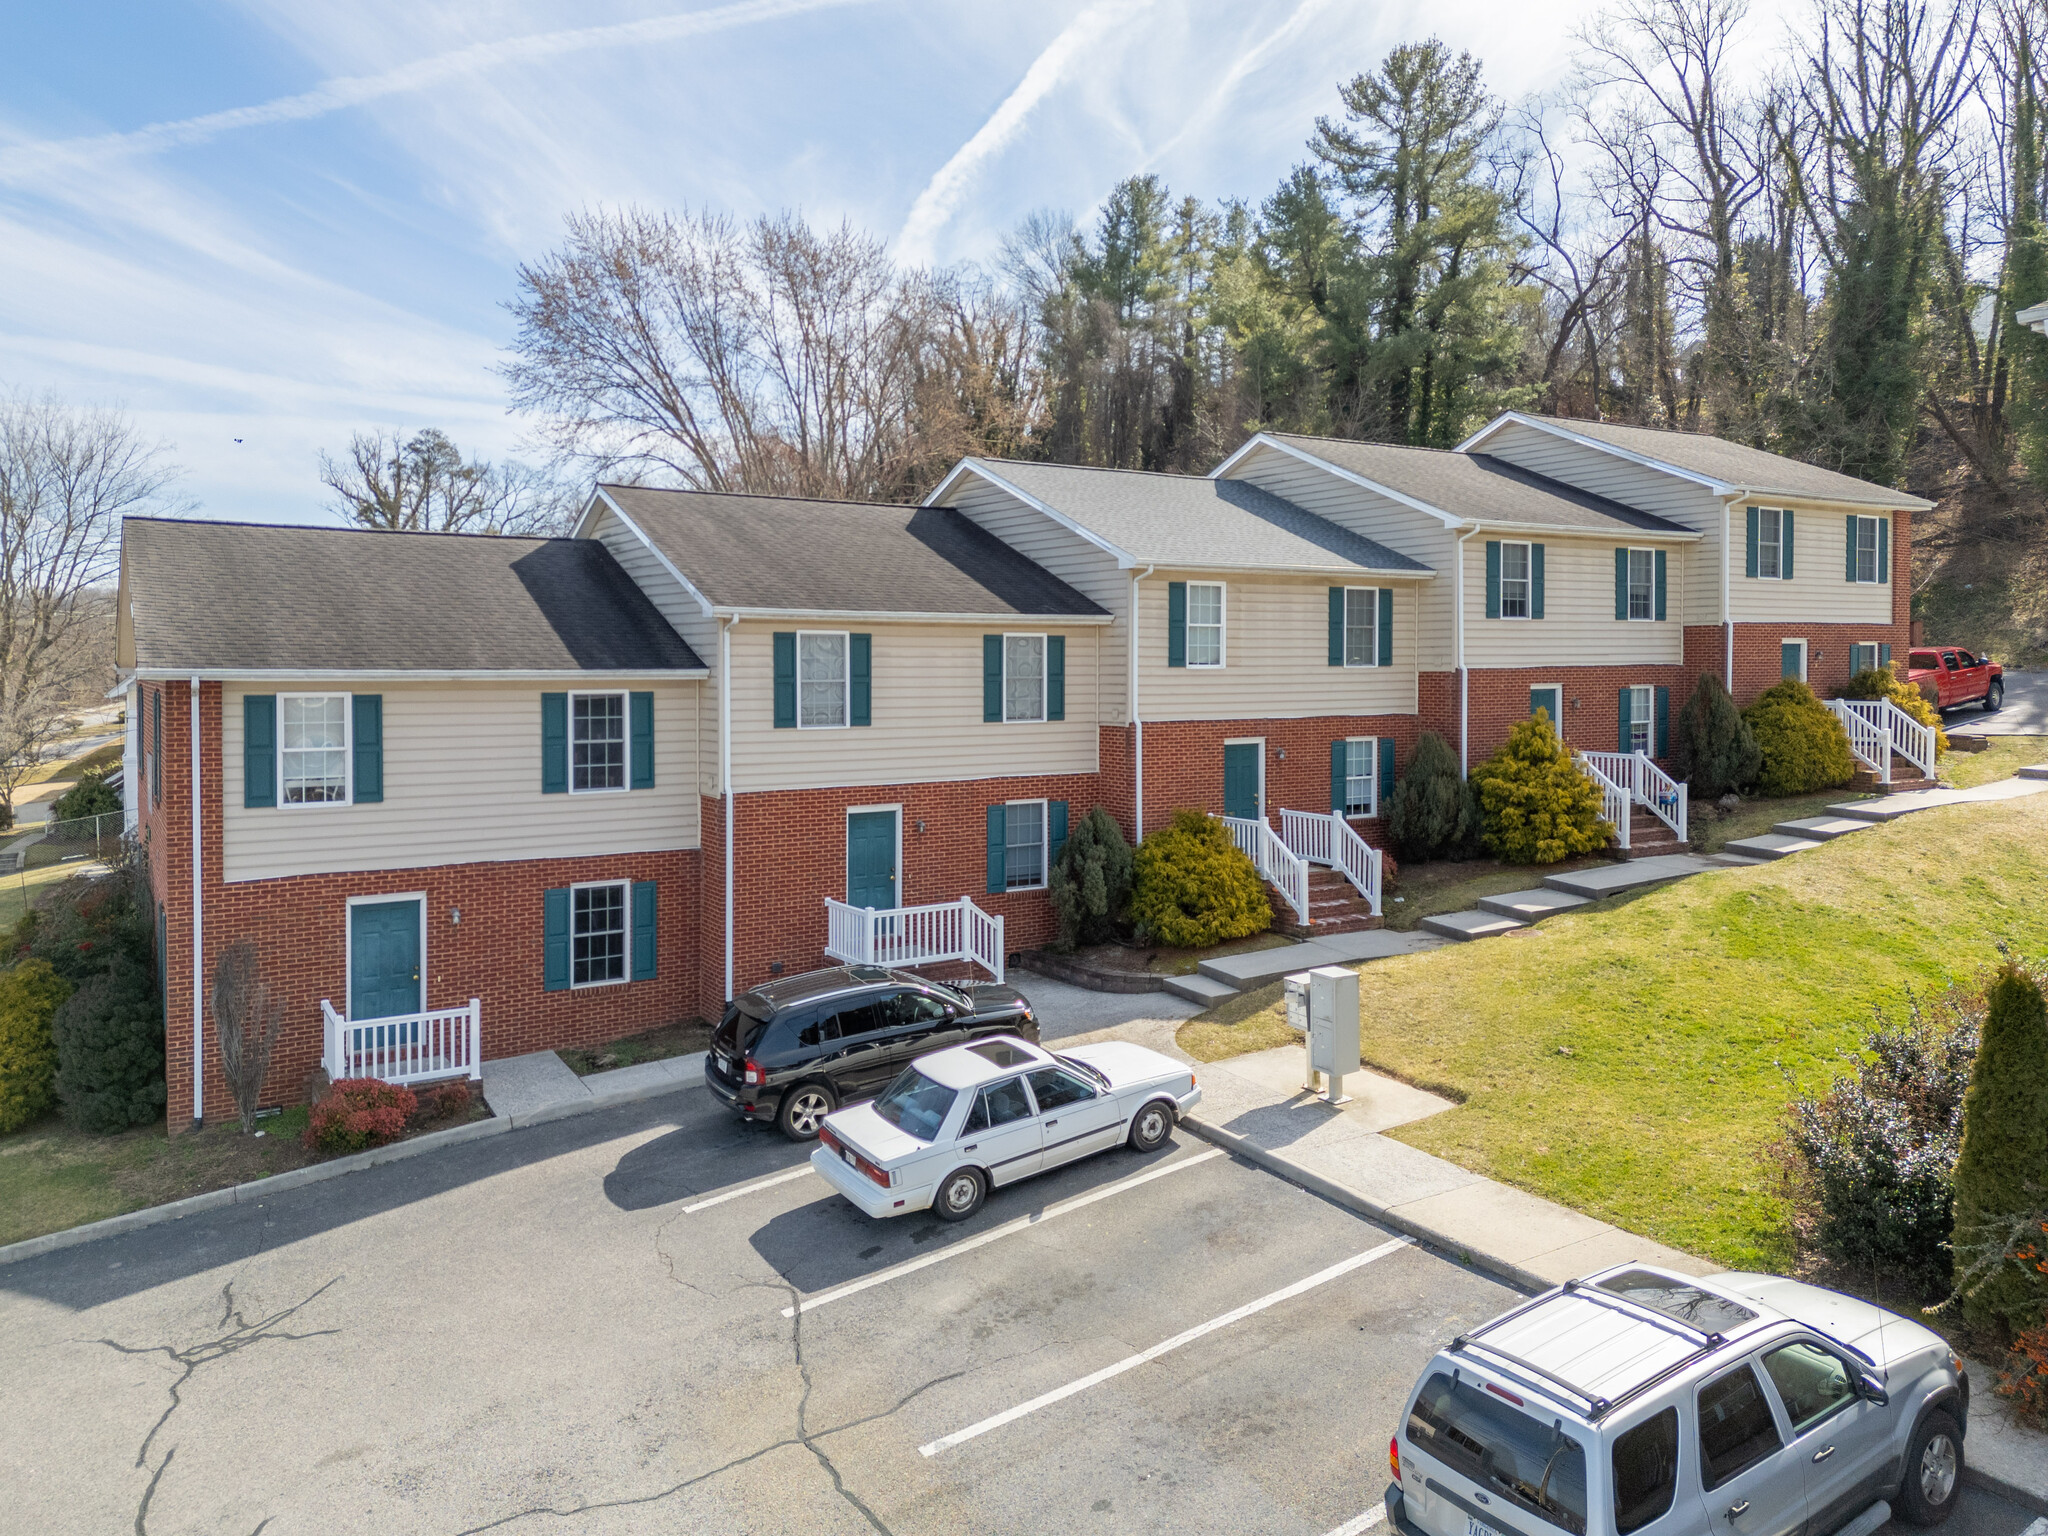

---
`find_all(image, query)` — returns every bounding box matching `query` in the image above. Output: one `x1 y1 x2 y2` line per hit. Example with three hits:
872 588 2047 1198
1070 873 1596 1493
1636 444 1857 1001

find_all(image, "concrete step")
1543 854 1715 900
1772 816 1872 841
1420 910 1528 942
2019 764 2048 781
1477 887 1594 921
1707 852 1767 867
1162 972 1240 1007
1722 833 1821 861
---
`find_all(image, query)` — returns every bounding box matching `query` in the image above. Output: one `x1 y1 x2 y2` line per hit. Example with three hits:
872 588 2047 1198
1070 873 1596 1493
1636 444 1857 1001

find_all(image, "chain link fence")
26 810 126 870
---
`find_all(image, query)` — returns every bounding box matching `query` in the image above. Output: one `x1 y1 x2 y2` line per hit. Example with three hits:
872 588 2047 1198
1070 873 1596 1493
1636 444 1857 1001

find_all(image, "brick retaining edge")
1013 950 1165 994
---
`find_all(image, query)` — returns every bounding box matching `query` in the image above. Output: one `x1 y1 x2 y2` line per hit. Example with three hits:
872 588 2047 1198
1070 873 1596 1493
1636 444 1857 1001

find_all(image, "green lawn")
1180 789 2048 1271
1940 734 2047 790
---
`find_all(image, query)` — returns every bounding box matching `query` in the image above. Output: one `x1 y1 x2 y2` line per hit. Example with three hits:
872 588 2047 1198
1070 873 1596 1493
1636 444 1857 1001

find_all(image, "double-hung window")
1853 517 1880 583
572 881 628 985
1185 582 1224 666
1004 635 1045 722
1851 642 1881 676
798 632 848 728
1627 549 1655 620
1500 543 1532 619
1628 684 1653 756
1344 738 1377 817
1757 509 1784 579
1003 800 1046 890
280 694 349 804
1343 588 1379 666
571 691 626 792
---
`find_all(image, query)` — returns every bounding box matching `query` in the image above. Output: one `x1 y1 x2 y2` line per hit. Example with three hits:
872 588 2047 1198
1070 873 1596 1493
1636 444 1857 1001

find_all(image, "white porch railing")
1277 808 1383 916
1578 749 1688 843
1828 698 1935 783
1574 753 1632 851
1219 815 1310 926
321 997 481 1087
824 896 1005 983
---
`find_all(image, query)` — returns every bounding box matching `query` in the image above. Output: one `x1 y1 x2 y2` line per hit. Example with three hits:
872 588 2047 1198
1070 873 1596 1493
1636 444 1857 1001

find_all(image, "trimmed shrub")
1470 714 1611 865
1129 810 1272 948
305 1078 417 1154
0 959 74 1133
1048 807 1135 950
1953 964 2048 1336
1670 673 1762 799
1842 665 1948 757
418 1079 473 1123
1743 679 1857 796
49 771 121 824
16 860 155 984
52 958 165 1133
1386 731 1477 862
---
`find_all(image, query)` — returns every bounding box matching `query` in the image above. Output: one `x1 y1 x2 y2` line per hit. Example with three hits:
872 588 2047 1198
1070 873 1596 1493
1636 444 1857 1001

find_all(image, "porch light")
450 908 461 925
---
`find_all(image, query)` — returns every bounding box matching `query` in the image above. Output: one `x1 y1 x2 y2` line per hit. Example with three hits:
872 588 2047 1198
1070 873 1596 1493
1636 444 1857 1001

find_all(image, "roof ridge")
600 482 919 511
124 515 562 544
1265 432 1466 458
972 458 1208 481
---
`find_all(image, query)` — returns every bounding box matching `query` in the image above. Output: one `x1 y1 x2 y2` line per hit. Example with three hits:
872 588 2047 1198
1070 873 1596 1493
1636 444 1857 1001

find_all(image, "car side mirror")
1857 1372 1888 1406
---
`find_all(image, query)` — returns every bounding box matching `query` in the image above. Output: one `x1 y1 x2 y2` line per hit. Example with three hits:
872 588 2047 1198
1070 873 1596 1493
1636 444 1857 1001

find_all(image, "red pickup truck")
1906 646 2004 712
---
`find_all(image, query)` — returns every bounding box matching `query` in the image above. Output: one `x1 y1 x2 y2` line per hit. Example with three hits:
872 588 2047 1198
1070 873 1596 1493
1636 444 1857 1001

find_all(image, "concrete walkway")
479 1048 709 1126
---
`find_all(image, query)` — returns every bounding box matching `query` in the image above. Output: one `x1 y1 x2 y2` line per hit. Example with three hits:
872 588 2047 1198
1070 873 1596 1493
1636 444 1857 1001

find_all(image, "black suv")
704 965 1040 1140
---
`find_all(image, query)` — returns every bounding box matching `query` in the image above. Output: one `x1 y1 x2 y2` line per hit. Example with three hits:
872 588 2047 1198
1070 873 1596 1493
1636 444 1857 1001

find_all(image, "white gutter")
189 676 203 1127
1129 565 1153 839
129 668 710 683
122 683 138 833
720 616 735 1003
1454 526 1479 776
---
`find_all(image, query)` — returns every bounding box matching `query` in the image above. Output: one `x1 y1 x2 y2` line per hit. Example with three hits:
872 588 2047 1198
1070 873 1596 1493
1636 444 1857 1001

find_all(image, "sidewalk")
479 1048 708 1125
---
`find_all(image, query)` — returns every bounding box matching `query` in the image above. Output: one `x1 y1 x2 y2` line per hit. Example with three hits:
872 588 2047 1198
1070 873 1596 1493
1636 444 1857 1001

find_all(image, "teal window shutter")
773 632 797 727
1167 582 1187 666
151 689 162 807
1047 635 1065 720
541 693 568 793
1377 737 1395 815
543 888 571 991
1880 642 1893 671
1655 686 1670 757
1746 507 1759 578
1049 800 1069 865
985 804 1005 893
1878 518 1889 583
1377 587 1393 665
1846 516 1858 581
983 636 1003 721
1484 541 1501 619
352 694 383 803
1328 587 1344 666
1330 739 1346 814
243 694 276 808
631 881 657 980
1617 687 1632 753
1654 550 1668 621
1614 548 1629 620
849 634 871 727
1531 544 1545 619
629 691 655 787
1782 511 1795 578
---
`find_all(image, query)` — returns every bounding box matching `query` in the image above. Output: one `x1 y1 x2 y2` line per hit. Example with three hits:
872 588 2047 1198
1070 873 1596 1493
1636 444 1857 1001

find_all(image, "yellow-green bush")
1745 679 1857 796
0 958 74 1133
1130 810 1272 947
1842 666 1948 757
1470 713 1613 864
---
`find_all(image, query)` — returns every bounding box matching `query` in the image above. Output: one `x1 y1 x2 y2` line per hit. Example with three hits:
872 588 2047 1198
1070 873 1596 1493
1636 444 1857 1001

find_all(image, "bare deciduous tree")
319 428 575 535
211 938 287 1133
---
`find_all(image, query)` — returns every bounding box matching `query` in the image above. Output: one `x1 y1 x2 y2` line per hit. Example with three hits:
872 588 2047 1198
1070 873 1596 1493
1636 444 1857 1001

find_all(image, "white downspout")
189 676 203 1127
1454 526 1479 777
122 682 139 833
720 616 735 1003
1129 565 1152 840
1721 494 1740 691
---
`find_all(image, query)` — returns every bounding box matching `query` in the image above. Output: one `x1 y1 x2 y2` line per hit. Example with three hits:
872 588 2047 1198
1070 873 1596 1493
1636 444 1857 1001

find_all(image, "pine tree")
1671 674 1762 800
1952 963 2048 1336
1385 731 1476 861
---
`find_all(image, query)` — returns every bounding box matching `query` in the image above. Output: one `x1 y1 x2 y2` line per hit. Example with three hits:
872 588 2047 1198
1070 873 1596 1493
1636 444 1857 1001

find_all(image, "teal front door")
350 899 421 1021
1223 742 1261 820
847 811 898 910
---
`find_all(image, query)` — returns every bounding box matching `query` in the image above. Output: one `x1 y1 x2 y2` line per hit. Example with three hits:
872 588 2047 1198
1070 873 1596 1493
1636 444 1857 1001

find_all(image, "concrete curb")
1964 1467 2048 1520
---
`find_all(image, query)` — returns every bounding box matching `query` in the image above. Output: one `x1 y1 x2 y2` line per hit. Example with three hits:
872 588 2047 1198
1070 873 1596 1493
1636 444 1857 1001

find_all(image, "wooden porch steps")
1272 867 1382 938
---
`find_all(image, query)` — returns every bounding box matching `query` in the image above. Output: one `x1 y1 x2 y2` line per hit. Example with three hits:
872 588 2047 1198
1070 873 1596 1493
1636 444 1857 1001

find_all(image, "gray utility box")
1285 965 1360 1105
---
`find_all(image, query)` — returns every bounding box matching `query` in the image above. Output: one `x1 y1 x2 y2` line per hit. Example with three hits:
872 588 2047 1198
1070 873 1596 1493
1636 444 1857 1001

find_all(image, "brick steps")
1621 807 1686 860
1271 868 1381 938
1852 754 1937 794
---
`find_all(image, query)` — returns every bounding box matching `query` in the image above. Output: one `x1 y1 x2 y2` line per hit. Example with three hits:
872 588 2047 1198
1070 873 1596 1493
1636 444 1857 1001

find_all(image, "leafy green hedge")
1744 680 1857 796
1130 811 1271 948
1471 714 1611 864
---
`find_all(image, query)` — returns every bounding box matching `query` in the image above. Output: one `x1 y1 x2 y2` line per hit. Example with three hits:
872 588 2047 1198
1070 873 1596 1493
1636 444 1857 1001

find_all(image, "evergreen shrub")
0 958 73 1133
1470 714 1611 865
1129 810 1271 948
1953 964 2048 1335
49 771 122 824
1385 731 1476 862
1671 673 1762 798
52 958 165 1133
1743 680 1857 796
1048 807 1135 950
1842 665 1948 756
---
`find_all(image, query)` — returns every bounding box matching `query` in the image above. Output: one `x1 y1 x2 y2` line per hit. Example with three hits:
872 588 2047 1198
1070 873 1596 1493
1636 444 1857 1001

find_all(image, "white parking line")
1322 1505 1388 1536
681 1164 815 1213
782 1149 1224 1317
917 1234 1414 1456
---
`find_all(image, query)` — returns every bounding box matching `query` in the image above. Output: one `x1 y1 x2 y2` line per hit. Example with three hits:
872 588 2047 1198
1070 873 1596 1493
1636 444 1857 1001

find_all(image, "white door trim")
344 891 427 1022
1223 736 1266 820
844 804 903 909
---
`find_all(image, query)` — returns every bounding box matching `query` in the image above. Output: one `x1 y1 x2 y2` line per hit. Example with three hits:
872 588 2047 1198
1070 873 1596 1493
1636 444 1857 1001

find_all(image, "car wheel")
1896 1410 1962 1526
1128 1099 1174 1152
1984 678 2003 712
933 1167 986 1222
777 1082 836 1142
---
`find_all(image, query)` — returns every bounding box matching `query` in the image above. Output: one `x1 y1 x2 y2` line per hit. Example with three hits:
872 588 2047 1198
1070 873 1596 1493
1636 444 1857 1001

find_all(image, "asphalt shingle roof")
1261 435 1698 536
600 485 1109 617
123 517 704 673
966 460 1433 574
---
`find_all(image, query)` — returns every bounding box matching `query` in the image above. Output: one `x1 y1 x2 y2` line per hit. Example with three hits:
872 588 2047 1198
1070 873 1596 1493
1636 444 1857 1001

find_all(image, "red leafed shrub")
419 1080 472 1122
2000 1325 2048 1429
305 1078 416 1153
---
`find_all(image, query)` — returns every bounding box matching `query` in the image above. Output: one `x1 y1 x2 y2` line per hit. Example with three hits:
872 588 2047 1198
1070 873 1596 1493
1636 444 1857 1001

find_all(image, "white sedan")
809 1034 1201 1221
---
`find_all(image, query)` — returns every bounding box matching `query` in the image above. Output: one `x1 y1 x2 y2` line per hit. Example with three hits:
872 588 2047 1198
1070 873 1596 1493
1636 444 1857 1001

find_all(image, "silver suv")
1386 1265 1968 1536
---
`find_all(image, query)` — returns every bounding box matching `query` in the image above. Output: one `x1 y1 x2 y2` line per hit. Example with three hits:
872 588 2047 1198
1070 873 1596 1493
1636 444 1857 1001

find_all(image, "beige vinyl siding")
1729 506 1895 624
1218 443 1455 668
1463 536 1686 667
1136 570 1420 721
728 622 1101 792
221 680 701 883
938 475 1132 723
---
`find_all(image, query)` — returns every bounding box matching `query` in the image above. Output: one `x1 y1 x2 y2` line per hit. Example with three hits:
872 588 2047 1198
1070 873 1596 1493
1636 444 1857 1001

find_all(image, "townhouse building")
117 415 1927 1127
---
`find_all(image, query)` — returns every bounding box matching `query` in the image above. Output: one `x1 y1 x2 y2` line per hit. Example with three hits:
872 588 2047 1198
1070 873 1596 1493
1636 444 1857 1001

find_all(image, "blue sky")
2 0 1674 526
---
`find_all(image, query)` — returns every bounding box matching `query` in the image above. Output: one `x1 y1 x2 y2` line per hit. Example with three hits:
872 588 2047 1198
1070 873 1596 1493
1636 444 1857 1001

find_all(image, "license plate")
1467 1516 1501 1536
717 1054 733 1074
842 1148 857 1167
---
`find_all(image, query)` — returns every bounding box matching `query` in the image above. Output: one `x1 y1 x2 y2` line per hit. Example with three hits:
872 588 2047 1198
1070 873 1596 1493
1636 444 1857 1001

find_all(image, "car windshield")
871 1068 958 1142
1409 1373 1588 1534
1058 1054 1110 1089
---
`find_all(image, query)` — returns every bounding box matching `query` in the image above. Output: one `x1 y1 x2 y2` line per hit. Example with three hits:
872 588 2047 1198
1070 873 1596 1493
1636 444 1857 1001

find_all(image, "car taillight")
854 1152 893 1188
818 1125 842 1154
1389 1435 1400 1479
743 1059 764 1085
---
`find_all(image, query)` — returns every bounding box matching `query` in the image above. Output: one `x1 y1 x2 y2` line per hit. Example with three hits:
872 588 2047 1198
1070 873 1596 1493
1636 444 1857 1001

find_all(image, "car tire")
777 1081 837 1142
1128 1099 1174 1152
933 1167 985 1223
1896 1409 1963 1526
1984 678 2003 712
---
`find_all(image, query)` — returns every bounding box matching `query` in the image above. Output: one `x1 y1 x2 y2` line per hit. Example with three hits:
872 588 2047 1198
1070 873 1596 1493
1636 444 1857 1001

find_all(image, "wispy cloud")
893 0 1154 268
1144 0 1341 171
0 0 890 188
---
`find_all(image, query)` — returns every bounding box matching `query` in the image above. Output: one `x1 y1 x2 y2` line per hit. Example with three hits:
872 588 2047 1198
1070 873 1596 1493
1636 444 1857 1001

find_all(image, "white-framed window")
1851 642 1881 676
572 880 628 986
1004 634 1046 722
1500 542 1531 619
1186 582 1224 666
570 690 627 792
1628 684 1653 756
280 693 349 805
1344 737 1377 817
1757 508 1785 580
1003 800 1046 891
798 631 849 728
1343 588 1379 666
1853 517 1881 583
1627 548 1655 620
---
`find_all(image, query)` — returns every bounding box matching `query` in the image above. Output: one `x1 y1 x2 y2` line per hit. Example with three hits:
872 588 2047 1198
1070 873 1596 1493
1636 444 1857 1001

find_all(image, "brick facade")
1419 665 1696 766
